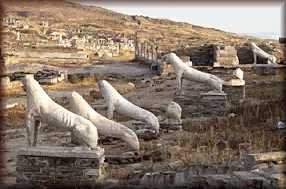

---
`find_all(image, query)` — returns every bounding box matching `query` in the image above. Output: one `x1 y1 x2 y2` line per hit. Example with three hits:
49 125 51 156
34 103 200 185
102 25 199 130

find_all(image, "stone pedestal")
252 64 276 75
175 90 228 117
223 85 245 103
16 146 105 187
199 92 227 116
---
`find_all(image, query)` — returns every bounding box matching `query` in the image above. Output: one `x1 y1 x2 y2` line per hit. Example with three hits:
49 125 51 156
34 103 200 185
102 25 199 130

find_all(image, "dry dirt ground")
1 62 286 186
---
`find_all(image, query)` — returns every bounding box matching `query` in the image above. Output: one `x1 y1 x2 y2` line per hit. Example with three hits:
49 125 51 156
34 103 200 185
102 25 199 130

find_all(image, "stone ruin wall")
174 44 214 66
174 45 250 66
174 45 284 66
2 14 136 64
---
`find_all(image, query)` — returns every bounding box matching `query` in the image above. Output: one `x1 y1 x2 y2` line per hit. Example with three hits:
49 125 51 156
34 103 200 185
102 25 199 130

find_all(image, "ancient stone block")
16 146 105 187
213 45 239 67
241 151 286 169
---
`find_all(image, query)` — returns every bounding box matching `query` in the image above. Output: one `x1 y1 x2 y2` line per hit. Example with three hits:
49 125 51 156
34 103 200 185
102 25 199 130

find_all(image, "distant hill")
1 0 283 63
239 32 280 40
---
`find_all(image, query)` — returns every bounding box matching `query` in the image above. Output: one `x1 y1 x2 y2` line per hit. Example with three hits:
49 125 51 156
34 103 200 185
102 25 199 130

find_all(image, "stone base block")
252 64 276 75
200 91 227 100
16 146 105 187
223 86 245 103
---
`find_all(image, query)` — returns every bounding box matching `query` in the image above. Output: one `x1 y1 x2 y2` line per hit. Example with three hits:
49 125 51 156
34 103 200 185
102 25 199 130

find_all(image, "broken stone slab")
138 170 275 188
232 171 274 188
251 163 286 179
241 151 286 169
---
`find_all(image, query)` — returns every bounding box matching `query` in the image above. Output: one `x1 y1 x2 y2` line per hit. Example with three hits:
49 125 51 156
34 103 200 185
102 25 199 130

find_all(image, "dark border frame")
0 1 285 188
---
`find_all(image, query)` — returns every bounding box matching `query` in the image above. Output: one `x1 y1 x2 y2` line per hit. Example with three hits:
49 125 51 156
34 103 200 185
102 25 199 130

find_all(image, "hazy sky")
80 1 283 35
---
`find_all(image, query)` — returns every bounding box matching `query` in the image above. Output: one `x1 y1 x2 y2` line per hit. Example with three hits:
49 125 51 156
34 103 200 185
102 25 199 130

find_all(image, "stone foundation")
16 146 105 187
223 86 245 103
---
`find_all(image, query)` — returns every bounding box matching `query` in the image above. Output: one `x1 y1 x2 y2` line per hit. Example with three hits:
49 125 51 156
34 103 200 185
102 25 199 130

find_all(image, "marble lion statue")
69 91 140 151
161 52 224 94
23 75 99 149
97 80 160 133
249 42 277 65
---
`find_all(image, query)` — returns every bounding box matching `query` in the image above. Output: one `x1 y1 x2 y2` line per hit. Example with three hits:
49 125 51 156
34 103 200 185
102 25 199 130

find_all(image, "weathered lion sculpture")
162 53 224 94
69 91 140 151
98 80 160 133
23 75 99 149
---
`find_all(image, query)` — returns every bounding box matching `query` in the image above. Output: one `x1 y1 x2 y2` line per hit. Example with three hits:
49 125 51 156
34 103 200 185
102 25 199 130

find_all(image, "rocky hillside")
1 0 284 63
